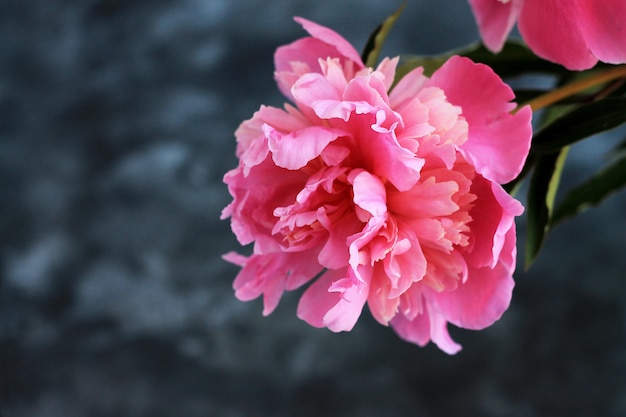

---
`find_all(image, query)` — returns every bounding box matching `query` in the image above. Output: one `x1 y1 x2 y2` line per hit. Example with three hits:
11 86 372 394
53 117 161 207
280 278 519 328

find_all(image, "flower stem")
520 65 626 111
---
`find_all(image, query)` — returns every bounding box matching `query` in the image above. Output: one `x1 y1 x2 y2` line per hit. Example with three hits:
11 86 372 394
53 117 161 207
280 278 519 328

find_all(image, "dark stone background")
2 0 626 416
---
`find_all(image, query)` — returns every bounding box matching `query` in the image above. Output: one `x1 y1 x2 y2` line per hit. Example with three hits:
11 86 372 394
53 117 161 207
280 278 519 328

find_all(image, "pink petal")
284 250 328 291
468 0 523 52
384 227 427 298
274 18 365 99
222 159 308 246
345 171 392 286
238 134 269 176
274 38 344 98
518 0 598 70
427 258 514 331
291 70 368 122
295 71 394 123
264 124 344 170
374 57 400 92
291 72 343 109
228 253 285 315
389 66 428 110
222 251 248 267
391 301 462 354
461 105 532 184
242 106 308 141
294 17 364 68
390 305 431 347
428 56 532 184
320 144 351 166
577 0 626 65
398 284 425 321
488 182 523 267
350 169 387 218
235 105 313 174
426 306 463 354
343 73 391 111
361 130 425 192
367 269 401 325
465 177 523 269
227 251 324 316
318 213 362 269
388 176 460 219
495 219 519 276
297 267 370 332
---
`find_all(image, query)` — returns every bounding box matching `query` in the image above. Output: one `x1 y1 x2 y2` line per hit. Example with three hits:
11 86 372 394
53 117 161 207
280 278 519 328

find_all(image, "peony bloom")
222 18 532 354
468 0 626 70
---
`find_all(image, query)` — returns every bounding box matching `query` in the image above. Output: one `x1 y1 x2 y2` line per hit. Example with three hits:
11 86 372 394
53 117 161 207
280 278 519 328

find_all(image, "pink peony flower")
468 0 626 70
222 18 532 354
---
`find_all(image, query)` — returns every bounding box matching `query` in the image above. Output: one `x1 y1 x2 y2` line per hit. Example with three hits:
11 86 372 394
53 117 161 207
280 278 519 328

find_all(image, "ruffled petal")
465 177 523 269
390 303 431 347
359 130 425 192
297 267 370 332
274 18 364 99
427 259 514 331
391 300 462 354
389 66 428 109
375 57 400 92
275 38 345 99
294 17 365 67
427 56 532 183
226 251 324 316
346 170 390 283
265 124 344 170
367 264 401 325
291 72 343 109
350 169 387 218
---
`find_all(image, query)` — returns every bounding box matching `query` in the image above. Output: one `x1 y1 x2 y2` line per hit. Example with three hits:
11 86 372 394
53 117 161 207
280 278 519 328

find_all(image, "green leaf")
361 1 406 68
396 40 568 81
532 98 626 154
396 55 449 79
514 90 597 106
525 147 570 268
511 89 550 104
463 41 568 78
552 154 626 225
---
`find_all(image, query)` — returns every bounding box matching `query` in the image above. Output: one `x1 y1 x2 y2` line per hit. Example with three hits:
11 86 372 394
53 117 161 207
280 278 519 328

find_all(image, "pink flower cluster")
469 0 626 70
222 18 532 353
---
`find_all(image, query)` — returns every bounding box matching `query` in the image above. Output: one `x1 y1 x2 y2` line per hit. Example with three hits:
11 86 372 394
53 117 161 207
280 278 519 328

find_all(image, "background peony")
468 0 626 70
222 18 532 354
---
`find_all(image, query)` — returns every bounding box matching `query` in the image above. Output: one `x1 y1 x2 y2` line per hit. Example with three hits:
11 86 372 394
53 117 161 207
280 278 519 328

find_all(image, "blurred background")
2 0 626 416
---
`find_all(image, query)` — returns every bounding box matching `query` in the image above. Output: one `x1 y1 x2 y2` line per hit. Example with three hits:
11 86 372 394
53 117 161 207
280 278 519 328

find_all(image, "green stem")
520 65 626 112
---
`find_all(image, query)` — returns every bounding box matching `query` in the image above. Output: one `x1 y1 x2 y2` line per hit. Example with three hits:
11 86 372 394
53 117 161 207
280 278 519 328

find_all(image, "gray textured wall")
2 1 626 416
